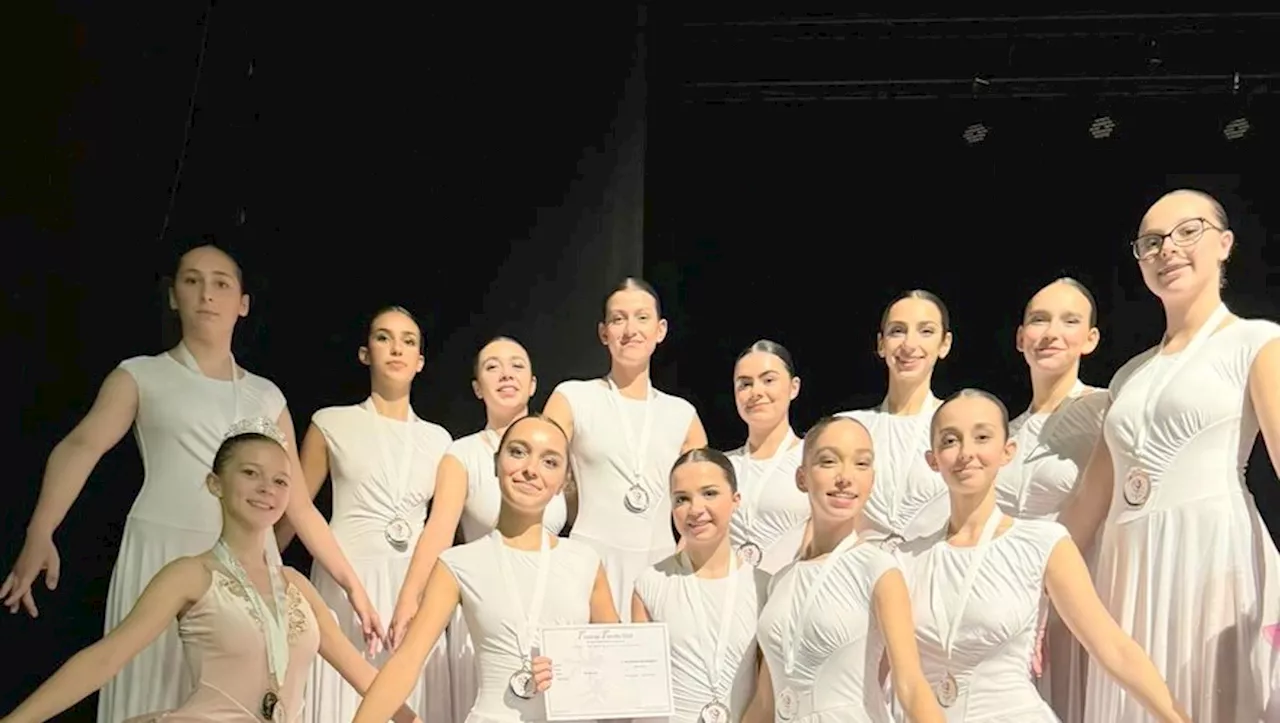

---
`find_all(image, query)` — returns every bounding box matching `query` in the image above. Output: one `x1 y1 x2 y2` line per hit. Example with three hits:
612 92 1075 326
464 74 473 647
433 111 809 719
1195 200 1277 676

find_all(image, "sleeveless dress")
125 565 320 722
837 396 950 552
554 379 696 622
901 518 1066 722
726 440 807 575
632 555 769 722
102 353 287 723
993 384 1107 723
1085 315 1280 723
446 431 569 723
306 401 453 723
757 539 900 722
439 534 601 723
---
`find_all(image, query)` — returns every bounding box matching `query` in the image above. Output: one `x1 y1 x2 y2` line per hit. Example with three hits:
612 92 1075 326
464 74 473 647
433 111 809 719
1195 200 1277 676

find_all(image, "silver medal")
776 687 799 720
623 483 650 513
935 672 959 707
509 667 536 699
738 541 762 567
384 516 412 551
699 700 731 723
1123 468 1150 507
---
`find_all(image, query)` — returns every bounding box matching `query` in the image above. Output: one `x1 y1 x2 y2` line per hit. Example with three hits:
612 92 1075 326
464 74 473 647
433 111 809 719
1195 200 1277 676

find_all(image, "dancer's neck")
219 520 269 573
804 517 858 560
369 386 412 421
746 419 794 458
1028 368 1080 414
684 538 734 578
608 364 652 400
177 336 236 380
884 378 933 415
1163 290 1224 349
496 507 546 550
485 406 528 435
946 489 1000 545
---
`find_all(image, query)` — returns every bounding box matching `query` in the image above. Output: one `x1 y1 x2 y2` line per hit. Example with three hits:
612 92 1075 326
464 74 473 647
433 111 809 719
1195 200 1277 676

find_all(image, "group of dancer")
1 186 1278 723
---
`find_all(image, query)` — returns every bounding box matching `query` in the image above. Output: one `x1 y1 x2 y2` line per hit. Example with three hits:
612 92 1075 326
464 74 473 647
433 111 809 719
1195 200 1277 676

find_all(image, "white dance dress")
633 554 769 722
901 514 1065 722
439 532 600 723
305 400 453 723
837 395 950 551
554 379 695 622
993 382 1107 723
1085 308 1280 722
100 349 286 723
758 535 900 722
726 434 807 574
446 430 569 723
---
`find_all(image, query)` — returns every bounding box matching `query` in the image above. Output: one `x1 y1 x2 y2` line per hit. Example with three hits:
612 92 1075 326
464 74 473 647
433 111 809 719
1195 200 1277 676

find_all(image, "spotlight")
1089 116 1116 139
963 123 989 145
1224 117 1250 141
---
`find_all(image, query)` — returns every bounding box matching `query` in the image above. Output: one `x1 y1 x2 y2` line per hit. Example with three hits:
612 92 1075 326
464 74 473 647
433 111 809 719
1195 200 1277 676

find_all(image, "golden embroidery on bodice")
217 571 310 643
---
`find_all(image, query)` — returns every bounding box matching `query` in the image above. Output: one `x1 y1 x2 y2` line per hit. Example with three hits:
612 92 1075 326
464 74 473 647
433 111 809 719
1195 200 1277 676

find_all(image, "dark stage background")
4 6 1280 719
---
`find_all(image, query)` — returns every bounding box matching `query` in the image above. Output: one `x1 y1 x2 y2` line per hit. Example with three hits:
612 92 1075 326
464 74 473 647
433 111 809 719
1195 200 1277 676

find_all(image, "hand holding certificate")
540 623 675 721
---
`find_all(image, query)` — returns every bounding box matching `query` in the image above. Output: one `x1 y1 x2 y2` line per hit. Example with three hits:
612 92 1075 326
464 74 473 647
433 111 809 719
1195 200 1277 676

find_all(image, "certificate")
540 623 675 721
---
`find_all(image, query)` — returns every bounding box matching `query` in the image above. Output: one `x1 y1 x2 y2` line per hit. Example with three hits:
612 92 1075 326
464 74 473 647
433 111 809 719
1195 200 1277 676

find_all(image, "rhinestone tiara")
224 416 288 447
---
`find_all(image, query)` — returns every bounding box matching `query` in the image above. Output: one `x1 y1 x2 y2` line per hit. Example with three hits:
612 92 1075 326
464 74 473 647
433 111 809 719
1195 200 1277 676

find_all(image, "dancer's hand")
1031 618 1047 678
348 585 386 656
1 532 61 617
387 598 418 651
531 655 554 693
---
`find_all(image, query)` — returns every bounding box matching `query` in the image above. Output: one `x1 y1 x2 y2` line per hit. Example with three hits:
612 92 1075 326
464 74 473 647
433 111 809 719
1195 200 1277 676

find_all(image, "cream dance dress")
902 514 1065 722
439 532 601 723
633 554 769 722
993 382 1107 723
837 396 950 551
445 430 569 723
554 379 695 621
101 348 287 723
1085 306 1280 722
305 400 453 723
726 435 807 574
758 535 900 722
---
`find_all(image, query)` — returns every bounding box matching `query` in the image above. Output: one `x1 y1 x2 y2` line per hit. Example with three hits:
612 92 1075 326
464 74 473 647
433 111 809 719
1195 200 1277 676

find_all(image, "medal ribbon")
604 377 657 498
779 532 862 676
491 529 552 665
213 540 289 690
929 509 1003 667
361 398 419 520
737 429 796 533
680 551 740 704
173 341 243 430
1127 303 1229 462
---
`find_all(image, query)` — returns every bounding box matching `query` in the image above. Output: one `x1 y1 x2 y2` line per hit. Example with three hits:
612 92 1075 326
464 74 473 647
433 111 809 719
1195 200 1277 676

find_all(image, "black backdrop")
4 4 1280 719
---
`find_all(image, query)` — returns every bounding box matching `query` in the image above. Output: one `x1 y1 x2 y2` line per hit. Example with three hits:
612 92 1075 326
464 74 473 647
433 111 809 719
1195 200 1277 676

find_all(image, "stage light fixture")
1224 117 1250 140
1089 116 1116 139
963 123 989 145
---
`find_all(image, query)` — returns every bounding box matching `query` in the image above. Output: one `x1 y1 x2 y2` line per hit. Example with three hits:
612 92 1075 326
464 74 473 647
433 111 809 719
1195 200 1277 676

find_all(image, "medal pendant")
260 690 280 720
623 484 650 514
509 668 536 699
699 700 731 723
935 672 959 708
738 541 762 567
385 517 412 551
776 687 799 720
1123 468 1151 507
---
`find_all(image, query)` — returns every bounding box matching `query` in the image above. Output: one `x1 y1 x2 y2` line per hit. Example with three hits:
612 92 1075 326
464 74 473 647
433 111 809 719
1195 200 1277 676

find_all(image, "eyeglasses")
1131 218 1224 259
